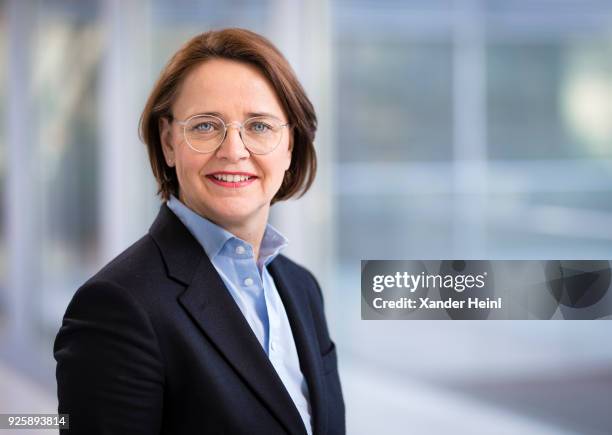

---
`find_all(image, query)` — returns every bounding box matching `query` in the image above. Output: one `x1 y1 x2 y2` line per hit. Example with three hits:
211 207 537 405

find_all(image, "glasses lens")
184 115 225 152
243 117 283 154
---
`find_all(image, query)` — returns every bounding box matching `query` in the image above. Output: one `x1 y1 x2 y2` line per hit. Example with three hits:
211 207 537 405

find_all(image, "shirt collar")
166 194 288 265
258 222 289 267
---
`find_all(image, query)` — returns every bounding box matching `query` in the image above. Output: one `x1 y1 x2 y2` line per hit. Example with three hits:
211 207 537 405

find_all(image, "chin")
210 201 263 223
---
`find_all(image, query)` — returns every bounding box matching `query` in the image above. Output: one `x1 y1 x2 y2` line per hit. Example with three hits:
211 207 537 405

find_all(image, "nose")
215 124 250 161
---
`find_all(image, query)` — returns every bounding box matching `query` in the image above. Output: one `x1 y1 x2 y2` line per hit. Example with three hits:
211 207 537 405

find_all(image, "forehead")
173 58 286 119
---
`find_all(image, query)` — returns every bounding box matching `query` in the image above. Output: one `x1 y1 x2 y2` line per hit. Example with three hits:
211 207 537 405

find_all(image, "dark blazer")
54 203 345 435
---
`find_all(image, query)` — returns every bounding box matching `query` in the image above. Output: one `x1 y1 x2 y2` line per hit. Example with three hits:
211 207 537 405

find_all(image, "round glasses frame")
172 114 290 155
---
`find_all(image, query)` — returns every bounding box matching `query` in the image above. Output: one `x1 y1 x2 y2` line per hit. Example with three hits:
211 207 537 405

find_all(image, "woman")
54 28 345 435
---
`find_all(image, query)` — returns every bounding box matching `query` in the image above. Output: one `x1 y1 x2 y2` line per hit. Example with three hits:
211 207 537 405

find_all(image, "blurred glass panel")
485 191 612 257
487 38 612 159
0 0 6 330
338 193 453 262
150 0 272 72
334 2 612 433
30 1 103 342
336 38 453 162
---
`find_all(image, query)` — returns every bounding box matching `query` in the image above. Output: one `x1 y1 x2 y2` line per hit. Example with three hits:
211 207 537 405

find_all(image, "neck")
220 210 269 262
176 193 270 261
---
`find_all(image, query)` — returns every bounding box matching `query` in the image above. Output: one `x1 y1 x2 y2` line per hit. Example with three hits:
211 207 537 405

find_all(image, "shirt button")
235 245 245 255
244 277 254 286
270 341 276 351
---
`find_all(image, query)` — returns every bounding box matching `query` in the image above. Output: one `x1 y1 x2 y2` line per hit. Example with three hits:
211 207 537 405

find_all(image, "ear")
288 127 294 152
284 129 294 171
159 116 176 167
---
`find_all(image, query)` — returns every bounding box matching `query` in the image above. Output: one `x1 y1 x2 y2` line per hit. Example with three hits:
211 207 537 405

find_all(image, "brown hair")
139 28 317 205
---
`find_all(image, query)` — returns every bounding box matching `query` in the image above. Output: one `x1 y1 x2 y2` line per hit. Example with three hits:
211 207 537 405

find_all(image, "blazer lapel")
149 204 307 435
268 258 328 435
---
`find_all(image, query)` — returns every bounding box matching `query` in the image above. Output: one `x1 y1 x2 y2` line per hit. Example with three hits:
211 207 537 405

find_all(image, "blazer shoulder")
272 254 324 305
273 254 320 285
79 233 167 302
272 253 313 277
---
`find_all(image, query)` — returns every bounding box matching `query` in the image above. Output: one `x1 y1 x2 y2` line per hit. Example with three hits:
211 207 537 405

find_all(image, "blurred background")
1 0 612 434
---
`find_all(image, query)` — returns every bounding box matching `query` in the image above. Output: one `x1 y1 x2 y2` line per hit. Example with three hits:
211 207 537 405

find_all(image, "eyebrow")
188 111 284 120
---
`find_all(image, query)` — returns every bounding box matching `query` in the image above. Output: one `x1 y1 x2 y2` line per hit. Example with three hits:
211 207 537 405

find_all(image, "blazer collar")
269 259 329 435
148 202 203 286
148 204 320 435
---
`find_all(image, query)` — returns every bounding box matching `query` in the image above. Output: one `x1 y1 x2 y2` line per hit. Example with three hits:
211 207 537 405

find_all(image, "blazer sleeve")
53 280 165 434
304 269 346 434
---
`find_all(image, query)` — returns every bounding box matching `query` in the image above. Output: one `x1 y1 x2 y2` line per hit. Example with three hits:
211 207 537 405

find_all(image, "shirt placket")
233 242 270 352
263 269 282 359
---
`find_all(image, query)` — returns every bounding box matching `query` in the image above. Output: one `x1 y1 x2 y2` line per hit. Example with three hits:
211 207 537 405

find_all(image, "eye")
193 122 215 133
248 121 272 134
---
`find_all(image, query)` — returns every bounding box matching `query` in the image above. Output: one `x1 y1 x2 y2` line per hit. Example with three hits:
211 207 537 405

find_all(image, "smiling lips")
206 171 258 187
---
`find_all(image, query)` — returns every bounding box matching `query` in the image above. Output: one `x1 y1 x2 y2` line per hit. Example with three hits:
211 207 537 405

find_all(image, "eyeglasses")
172 114 290 155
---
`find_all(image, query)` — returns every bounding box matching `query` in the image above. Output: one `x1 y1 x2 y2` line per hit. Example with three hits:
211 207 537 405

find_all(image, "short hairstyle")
139 28 317 205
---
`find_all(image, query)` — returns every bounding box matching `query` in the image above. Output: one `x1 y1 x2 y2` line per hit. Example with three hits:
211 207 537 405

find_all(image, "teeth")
212 174 252 182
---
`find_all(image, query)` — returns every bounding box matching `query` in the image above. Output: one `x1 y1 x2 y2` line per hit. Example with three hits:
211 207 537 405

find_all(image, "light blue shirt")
166 195 312 435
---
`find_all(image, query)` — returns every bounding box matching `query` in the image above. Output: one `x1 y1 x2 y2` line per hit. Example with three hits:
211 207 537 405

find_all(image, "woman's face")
160 58 292 229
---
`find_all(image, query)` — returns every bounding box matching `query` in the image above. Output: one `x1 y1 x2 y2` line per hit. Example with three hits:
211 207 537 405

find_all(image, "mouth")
206 172 258 188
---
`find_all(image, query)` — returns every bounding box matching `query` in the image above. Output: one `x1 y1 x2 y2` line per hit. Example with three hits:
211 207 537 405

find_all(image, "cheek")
276 142 292 175
268 156 291 186
176 153 209 184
